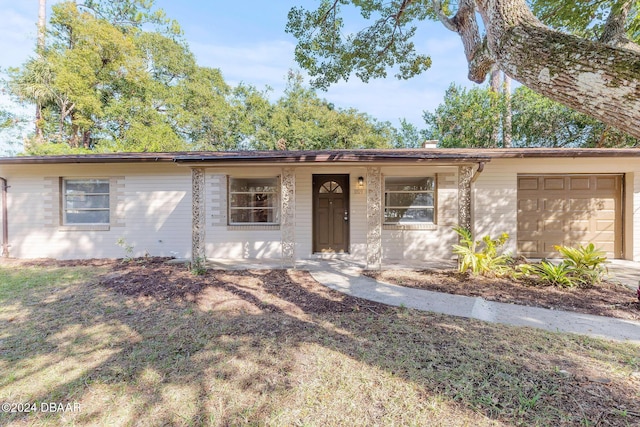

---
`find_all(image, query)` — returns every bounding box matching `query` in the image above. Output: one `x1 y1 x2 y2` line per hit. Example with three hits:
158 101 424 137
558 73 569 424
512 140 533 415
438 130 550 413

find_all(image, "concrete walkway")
302 260 640 345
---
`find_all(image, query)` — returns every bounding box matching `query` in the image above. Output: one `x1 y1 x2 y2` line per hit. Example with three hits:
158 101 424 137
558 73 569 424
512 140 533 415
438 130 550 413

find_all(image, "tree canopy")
425 84 640 148
5 0 397 153
286 0 640 138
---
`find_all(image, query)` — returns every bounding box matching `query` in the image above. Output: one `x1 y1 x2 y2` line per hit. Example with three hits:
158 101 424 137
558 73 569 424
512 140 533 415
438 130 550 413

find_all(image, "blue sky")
0 0 476 151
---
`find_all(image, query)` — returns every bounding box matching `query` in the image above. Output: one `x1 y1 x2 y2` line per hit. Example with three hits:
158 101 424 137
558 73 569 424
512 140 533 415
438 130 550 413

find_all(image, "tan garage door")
517 174 622 258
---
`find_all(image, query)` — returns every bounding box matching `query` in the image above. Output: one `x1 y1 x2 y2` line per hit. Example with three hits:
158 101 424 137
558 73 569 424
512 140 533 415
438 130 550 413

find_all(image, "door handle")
344 210 348 221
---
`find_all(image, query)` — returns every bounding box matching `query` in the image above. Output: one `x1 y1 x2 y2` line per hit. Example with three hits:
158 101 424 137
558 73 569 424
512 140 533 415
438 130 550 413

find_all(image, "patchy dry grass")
0 259 639 426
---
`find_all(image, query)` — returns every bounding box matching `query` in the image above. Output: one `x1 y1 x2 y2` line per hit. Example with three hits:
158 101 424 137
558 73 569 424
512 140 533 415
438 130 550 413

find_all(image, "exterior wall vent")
422 140 439 149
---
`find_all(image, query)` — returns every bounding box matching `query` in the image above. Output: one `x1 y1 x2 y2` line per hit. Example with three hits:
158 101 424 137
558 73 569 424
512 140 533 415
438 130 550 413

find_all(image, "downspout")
470 161 485 184
1 177 8 257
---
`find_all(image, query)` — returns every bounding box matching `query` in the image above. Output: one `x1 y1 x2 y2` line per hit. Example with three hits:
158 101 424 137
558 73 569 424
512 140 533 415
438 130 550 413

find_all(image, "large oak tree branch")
471 0 640 138
600 0 640 52
432 0 495 82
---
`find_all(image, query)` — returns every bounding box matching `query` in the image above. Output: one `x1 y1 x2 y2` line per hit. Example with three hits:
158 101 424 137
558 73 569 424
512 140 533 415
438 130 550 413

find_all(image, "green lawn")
0 260 638 426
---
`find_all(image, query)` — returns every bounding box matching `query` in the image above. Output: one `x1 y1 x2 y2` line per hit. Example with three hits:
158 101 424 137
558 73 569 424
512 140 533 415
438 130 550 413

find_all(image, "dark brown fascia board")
0 152 177 164
1 148 640 165
0 150 492 165
172 150 492 164
479 148 640 158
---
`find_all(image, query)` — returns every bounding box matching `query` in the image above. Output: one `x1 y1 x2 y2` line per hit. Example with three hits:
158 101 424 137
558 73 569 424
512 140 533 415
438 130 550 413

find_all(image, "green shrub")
518 243 608 288
518 261 575 287
452 226 511 276
555 243 607 285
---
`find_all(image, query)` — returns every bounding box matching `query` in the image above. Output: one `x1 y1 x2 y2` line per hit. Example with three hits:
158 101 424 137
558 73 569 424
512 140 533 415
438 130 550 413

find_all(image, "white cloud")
0 7 38 69
190 40 298 90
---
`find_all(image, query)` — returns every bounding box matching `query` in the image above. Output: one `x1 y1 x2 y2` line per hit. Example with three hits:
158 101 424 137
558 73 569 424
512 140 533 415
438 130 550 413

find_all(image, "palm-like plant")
452 226 511 276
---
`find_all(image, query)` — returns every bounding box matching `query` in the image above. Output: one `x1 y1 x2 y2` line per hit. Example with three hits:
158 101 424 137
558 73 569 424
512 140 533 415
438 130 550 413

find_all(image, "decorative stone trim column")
281 168 296 267
366 167 382 270
458 165 473 231
192 167 206 263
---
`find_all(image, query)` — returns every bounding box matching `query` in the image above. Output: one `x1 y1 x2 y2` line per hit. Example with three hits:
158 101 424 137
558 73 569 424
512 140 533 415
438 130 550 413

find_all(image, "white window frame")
383 176 436 225
62 178 110 225
228 176 280 225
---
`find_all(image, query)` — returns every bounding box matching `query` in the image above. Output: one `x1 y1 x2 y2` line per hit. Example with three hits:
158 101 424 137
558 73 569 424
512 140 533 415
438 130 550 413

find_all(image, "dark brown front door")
313 174 349 253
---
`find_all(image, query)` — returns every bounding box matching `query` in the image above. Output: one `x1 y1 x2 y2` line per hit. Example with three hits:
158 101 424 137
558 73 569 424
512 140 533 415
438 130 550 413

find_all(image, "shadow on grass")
0 259 638 426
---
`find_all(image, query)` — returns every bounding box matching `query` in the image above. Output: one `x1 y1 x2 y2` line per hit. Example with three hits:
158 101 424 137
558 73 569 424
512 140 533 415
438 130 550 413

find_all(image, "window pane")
66 195 109 209
65 180 109 194
230 209 250 223
230 208 275 223
230 178 277 193
319 181 343 193
385 177 434 191
385 192 433 207
230 193 275 208
63 178 110 224
384 208 434 223
229 177 279 224
66 210 110 224
230 194 252 207
252 208 275 223
413 193 434 206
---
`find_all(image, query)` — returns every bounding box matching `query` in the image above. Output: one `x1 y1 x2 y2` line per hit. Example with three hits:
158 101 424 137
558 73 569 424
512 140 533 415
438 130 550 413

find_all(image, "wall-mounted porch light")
357 176 364 188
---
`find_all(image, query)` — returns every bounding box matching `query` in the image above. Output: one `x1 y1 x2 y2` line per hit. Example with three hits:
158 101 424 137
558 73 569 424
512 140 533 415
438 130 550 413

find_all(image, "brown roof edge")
172 149 493 163
0 152 178 164
482 148 640 158
1 148 640 165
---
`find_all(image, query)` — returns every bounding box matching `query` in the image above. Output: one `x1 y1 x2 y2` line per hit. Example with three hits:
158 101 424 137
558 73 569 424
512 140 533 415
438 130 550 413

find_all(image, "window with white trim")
384 176 435 224
229 177 279 224
63 179 110 224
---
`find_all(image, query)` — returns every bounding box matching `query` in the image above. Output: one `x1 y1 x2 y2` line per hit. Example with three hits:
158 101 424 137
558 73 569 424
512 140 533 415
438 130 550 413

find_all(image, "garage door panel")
517 175 621 258
518 177 539 190
569 177 591 190
518 240 539 253
568 220 589 231
569 198 592 211
595 199 616 211
542 219 563 231
543 177 565 190
518 199 538 211
543 198 566 211
518 219 539 232
596 176 619 190
590 241 615 252
596 220 615 231
543 241 563 253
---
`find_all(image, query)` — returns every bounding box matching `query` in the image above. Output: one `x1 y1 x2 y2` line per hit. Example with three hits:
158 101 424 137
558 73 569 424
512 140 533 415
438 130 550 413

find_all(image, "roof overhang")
1 148 639 165
0 152 176 165
172 150 492 166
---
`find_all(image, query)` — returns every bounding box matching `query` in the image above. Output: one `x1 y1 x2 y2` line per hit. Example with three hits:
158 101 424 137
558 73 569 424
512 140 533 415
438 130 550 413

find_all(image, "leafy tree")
424 84 504 148
424 83 639 147
5 2 400 153
7 0 238 153
511 87 639 147
286 0 640 138
391 119 429 148
250 71 395 150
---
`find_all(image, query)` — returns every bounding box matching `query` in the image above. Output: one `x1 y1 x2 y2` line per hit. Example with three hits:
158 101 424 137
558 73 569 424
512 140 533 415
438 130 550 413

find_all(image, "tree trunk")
489 67 501 147
37 0 46 51
502 73 512 147
35 0 46 142
479 0 640 138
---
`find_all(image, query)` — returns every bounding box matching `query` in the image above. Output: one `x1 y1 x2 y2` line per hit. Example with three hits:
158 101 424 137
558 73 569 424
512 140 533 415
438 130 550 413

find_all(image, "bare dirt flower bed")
364 269 640 321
